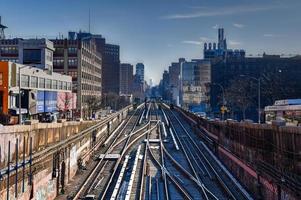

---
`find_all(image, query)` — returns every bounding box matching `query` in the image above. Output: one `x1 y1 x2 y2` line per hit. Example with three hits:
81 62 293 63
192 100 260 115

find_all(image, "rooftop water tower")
0 16 7 39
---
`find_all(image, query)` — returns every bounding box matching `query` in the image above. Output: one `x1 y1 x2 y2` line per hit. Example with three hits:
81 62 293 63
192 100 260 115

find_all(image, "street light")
211 83 225 121
240 74 261 124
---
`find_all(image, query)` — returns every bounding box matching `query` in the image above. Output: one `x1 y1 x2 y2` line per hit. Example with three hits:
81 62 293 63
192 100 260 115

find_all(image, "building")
161 70 170 101
132 74 145 101
67 31 121 95
101 43 120 94
51 37 102 117
181 60 211 112
0 37 101 118
18 39 54 72
120 63 133 95
168 58 185 105
210 55 301 121
204 28 245 60
135 63 145 83
0 61 74 122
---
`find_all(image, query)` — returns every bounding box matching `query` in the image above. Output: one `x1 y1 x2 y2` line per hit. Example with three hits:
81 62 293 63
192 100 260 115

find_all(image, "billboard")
37 91 45 113
57 92 77 111
44 91 57 112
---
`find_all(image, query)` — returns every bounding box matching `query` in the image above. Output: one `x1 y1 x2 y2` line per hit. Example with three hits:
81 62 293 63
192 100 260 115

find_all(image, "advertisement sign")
37 91 45 113
44 91 57 112
57 92 77 111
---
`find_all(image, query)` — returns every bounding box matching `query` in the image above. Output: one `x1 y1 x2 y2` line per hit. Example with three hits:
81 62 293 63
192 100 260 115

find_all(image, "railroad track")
72 105 145 199
73 101 253 200
162 105 253 200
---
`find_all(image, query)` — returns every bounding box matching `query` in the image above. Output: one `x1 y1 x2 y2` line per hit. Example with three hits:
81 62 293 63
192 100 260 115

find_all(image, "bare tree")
86 96 101 118
225 78 255 120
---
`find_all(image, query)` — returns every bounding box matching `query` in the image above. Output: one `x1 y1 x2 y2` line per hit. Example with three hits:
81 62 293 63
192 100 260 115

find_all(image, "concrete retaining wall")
0 105 132 200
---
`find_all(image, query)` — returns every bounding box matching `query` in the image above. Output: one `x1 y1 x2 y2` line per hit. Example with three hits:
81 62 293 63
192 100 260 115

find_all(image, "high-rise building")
67 32 120 95
120 63 133 95
51 37 102 117
102 43 120 94
135 63 144 83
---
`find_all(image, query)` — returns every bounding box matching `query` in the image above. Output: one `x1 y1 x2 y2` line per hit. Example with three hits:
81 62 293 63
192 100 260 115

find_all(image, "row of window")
0 46 18 54
20 74 72 91
1 58 19 63
53 58 78 66
81 84 101 92
54 47 78 55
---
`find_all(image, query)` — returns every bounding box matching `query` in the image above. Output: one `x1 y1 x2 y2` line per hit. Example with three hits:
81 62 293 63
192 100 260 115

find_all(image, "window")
67 82 71 90
46 50 53 62
53 59 64 66
58 81 62 89
21 75 30 87
68 58 78 66
46 79 52 89
52 80 58 89
68 47 77 55
31 76 38 88
39 78 45 88
63 82 67 90
23 49 42 64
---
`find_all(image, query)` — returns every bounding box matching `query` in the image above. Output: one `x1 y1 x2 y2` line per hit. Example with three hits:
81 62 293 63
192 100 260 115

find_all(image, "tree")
261 69 299 105
225 78 255 120
86 96 101 118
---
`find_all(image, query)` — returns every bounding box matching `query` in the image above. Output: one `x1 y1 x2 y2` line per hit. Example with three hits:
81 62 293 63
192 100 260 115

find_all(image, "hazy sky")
1 0 301 83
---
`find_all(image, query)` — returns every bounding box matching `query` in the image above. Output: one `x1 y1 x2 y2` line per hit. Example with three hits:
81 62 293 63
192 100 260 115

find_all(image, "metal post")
258 78 261 124
22 136 25 192
7 141 10 200
19 67 22 125
29 137 32 186
15 138 18 198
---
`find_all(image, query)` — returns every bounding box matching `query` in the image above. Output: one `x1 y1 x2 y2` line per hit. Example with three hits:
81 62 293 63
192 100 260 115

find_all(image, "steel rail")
162 108 211 200
170 109 249 200
31 104 138 166
73 106 144 199
100 110 159 200
146 142 193 200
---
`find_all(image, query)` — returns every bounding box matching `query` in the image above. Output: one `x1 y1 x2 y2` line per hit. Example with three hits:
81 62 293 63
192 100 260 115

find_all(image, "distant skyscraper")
120 63 133 95
136 63 144 83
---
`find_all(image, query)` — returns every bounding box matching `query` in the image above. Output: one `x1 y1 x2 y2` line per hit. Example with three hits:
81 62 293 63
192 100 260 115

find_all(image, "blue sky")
1 0 301 83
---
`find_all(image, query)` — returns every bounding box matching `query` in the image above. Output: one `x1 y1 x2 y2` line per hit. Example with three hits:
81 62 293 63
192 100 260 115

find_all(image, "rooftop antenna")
88 8 91 33
0 16 8 39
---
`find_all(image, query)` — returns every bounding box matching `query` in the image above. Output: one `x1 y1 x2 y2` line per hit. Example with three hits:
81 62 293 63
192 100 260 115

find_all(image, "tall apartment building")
68 31 122 95
120 63 133 95
75 32 120 95
51 37 102 116
102 44 120 94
